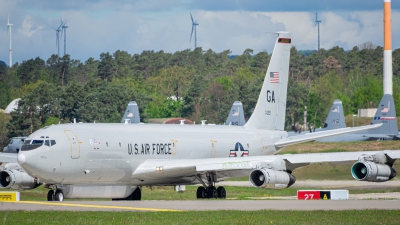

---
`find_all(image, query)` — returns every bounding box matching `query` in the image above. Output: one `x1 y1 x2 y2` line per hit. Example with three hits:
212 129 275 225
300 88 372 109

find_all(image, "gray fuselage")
19 123 287 186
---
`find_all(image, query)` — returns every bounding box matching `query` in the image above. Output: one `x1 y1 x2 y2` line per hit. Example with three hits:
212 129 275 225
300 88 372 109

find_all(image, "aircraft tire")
54 190 64 202
207 186 217 199
130 187 141 201
47 190 54 201
217 186 226 199
196 187 206 199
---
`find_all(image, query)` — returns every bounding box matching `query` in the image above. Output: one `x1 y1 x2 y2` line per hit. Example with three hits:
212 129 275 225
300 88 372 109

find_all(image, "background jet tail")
369 94 398 137
121 101 140 124
225 101 245 126
244 32 291 130
322 99 346 130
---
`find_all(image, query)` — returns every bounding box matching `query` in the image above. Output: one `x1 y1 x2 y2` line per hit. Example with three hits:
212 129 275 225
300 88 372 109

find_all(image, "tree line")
0 42 399 148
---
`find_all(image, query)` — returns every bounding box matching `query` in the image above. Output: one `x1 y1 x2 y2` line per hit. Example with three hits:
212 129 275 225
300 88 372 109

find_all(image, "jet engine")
351 161 396 182
249 168 295 189
0 170 42 190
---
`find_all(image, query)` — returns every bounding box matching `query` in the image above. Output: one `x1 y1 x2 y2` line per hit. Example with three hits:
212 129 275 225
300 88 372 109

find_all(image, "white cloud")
18 16 43 37
0 6 399 65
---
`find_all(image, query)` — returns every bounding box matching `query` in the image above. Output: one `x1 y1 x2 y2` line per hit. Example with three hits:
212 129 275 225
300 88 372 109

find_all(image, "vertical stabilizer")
322 100 346 129
121 101 140 124
370 94 398 136
225 101 245 126
383 0 392 95
244 32 291 130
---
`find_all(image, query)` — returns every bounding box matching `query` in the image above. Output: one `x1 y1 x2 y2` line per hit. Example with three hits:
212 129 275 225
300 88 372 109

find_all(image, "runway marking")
1 201 183 212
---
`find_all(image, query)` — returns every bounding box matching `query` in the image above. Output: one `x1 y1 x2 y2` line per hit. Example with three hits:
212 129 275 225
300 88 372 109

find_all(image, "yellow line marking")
1 201 183 212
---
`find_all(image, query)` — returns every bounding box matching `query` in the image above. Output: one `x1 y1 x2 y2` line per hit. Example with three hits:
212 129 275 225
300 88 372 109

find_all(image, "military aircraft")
2 137 26 153
121 101 140 124
0 32 397 202
288 99 345 135
317 94 398 142
225 101 245 126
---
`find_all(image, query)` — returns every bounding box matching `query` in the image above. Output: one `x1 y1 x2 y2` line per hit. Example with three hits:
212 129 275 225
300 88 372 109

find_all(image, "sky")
0 0 399 66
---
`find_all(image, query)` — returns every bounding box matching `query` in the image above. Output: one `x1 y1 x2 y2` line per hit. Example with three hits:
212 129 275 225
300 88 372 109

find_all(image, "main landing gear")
112 187 141 201
195 172 226 199
47 189 64 201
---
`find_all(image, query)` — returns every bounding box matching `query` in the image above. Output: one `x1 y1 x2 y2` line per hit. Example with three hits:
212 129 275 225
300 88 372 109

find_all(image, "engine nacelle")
249 168 295 189
351 161 396 182
0 170 42 190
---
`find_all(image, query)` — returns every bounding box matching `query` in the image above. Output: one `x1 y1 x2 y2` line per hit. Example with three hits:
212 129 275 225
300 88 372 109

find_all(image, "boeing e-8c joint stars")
0 32 398 202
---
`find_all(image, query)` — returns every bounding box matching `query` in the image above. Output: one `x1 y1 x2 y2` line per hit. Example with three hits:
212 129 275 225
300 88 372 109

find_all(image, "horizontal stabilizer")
275 123 382 148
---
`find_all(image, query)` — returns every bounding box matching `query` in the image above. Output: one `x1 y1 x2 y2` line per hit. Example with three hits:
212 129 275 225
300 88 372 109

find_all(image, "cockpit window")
21 140 44 151
51 140 56 146
44 140 50 146
32 140 44 145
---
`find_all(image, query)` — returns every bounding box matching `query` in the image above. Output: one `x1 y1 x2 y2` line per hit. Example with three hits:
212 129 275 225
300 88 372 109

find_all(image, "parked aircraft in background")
288 99 345 136
121 101 140 124
317 94 398 142
0 32 396 203
225 101 245 126
2 137 26 153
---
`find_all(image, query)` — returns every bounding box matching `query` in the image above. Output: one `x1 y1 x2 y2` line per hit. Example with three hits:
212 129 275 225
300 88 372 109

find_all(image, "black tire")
207 186 217 199
196 186 206 199
54 190 64 202
47 190 54 201
217 186 226 199
131 187 141 201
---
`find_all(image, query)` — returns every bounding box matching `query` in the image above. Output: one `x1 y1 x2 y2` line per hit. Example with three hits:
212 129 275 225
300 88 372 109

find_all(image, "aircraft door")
64 130 80 159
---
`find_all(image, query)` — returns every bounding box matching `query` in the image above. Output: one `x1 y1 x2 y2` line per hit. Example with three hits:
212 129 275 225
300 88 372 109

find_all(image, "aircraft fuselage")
18 123 287 186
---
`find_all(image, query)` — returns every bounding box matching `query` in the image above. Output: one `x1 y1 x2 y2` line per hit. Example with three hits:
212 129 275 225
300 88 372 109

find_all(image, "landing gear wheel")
54 190 64 202
130 187 141 201
217 186 226 199
47 190 54 201
207 186 217 199
196 186 206 199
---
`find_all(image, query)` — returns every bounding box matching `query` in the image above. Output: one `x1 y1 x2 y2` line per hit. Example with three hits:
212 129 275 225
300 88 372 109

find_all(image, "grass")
1 210 400 224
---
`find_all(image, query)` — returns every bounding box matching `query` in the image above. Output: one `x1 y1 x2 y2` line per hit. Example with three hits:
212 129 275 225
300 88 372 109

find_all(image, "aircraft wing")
361 134 392 139
274 124 382 148
0 153 18 163
132 150 400 182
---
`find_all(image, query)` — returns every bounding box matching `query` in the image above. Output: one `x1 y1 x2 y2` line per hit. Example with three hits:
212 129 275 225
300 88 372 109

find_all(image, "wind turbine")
190 13 199 49
54 19 66 57
61 20 68 56
315 6 322 50
7 16 13 68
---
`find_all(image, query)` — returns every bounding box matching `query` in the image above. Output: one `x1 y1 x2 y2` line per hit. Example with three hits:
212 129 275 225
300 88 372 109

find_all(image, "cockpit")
21 136 57 151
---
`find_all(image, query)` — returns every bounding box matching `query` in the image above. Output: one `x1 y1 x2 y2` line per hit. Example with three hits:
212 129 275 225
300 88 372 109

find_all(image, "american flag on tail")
270 72 279 83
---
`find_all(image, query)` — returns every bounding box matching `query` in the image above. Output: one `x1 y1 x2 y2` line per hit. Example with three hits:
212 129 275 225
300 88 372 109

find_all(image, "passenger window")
51 140 56 146
44 140 50 146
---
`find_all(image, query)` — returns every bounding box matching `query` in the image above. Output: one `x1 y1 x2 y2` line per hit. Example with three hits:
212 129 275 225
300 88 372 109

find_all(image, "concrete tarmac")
0 180 399 212
0 200 400 212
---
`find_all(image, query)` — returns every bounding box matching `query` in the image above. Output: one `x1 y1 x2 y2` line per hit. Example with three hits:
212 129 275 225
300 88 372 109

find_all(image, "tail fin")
225 101 245 126
370 94 398 136
121 101 140 124
322 99 346 130
244 32 291 130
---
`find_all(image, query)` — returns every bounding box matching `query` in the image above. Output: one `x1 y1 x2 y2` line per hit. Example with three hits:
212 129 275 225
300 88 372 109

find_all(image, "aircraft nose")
17 153 26 164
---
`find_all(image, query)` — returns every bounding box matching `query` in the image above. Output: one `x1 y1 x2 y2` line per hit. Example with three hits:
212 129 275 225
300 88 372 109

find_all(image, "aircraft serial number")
128 143 173 155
